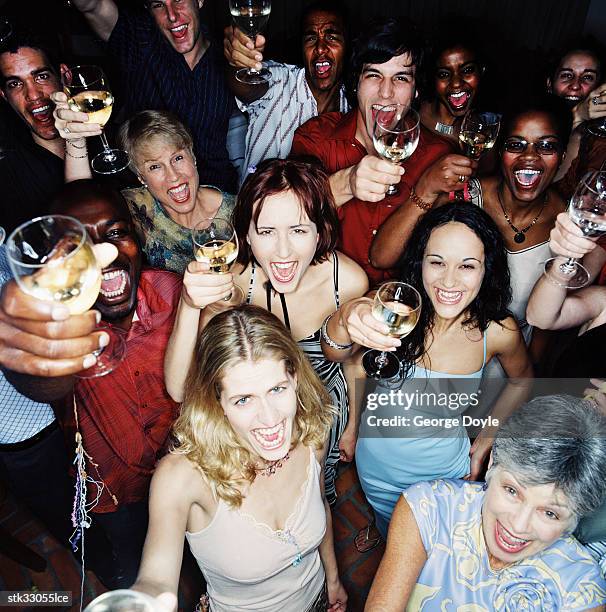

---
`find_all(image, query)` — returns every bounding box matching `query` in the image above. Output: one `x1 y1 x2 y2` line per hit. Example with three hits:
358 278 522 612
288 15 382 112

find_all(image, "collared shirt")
237 61 349 175
291 110 452 284
54 269 182 513
0 246 56 444
108 7 237 193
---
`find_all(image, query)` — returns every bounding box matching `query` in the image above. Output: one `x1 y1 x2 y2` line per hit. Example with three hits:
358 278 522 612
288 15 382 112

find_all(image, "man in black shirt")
0 34 67 233
72 0 238 192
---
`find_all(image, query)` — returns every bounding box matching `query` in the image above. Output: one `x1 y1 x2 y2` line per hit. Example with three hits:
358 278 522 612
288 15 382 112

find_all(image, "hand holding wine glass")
362 282 422 383
62 66 129 175
373 105 420 196
229 0 271 85
459 111 500 161
7 215 125 377
544 171 606 289
585 87 606 138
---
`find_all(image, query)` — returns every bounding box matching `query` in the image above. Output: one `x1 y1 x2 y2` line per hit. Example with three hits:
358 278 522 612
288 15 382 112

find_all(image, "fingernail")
94 311 102 324
83 354 97 369
98 332 110 348
255 54 262 61
51 305 70 321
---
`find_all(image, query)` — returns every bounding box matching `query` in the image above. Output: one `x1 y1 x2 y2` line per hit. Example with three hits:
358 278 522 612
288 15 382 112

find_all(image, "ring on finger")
458 175 466 183
593 96 600 106
64 126 70 134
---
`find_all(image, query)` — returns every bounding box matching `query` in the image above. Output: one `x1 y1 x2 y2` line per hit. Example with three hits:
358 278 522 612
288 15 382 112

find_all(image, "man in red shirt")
291 18 475 284
0 180 182 588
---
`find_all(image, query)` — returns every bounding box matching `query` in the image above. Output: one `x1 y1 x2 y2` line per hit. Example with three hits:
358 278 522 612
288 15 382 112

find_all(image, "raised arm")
364 495 427 610
223 26 268 104
369 154 477 269
72 0 119 42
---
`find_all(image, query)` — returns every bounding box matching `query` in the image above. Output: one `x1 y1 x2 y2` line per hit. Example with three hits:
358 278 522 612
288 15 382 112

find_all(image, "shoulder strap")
333 252 340 308
246 261 256 304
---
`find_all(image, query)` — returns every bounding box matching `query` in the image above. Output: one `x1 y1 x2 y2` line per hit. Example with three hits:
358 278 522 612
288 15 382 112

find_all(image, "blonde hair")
171 305 335 507
118 109 194 173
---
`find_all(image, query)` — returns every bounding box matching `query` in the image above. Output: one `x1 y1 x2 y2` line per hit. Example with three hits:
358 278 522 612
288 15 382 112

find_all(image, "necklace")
253 452 290 477
435 120 454 135
496 182 548 244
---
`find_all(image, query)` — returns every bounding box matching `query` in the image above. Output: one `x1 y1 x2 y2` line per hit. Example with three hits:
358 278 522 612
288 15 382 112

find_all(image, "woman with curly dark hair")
322 203 532 544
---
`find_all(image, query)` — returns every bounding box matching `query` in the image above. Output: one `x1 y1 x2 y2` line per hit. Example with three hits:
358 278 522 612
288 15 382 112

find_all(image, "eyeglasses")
503 138 562 156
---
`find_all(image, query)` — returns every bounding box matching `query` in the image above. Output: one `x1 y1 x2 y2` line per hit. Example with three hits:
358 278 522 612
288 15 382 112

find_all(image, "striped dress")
246 254 348 504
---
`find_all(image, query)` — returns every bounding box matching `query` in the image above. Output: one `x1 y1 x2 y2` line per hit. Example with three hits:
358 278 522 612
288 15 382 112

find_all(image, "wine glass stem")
559 257 578 275
374 351 388 371
99 131 112 154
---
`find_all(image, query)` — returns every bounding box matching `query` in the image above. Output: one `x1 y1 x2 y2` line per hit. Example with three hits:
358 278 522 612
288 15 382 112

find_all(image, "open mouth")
270 261 297 284
167 182 190 204
251 420 286 450
100 268 128 300
169 23 188 40
435 288 463 305
314 60 332 79
514 168 542 188
447 90 471 110
495 520 530 554
29 103 54 124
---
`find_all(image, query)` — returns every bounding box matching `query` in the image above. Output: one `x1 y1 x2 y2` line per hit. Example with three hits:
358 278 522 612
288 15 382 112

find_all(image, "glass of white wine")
7 215 126 377
544 171 606 289
62 65 129 175
229 0 271 85
192 217 243 303
362 282 421 383
373 105 420 196
459 111 500 161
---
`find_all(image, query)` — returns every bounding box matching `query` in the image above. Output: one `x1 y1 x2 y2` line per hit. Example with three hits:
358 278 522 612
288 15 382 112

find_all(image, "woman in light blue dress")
366 395 606 611
322 204 532 539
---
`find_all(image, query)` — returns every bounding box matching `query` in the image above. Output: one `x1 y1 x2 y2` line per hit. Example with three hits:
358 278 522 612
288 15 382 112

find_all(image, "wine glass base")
76 326 127 378
362 350 401 382
544 258 590 290
586 123 606 138
235 67 271 85
92 149 130 175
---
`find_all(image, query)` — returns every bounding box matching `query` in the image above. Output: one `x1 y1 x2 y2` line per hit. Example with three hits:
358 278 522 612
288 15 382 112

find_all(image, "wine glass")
459 111 501 160
586 91 606 138
84 589 159 612
362 282 422 384
544 171 606 289
192 217 243 302
0 18 12 44
62 65 129 175
229 0 271 85
372 105 420 196
7 215 126 377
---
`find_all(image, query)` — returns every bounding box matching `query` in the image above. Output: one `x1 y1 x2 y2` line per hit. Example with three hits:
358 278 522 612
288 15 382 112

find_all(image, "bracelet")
409 187 433 211
65 149 89 159
66 139 87 150
321 314 353 350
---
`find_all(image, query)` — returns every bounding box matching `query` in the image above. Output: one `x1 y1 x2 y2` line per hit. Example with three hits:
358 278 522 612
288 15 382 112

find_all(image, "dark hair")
349 17 425 99
396 203 511 378
546 38 603 84
500 94 573 150
301 0 349 36
0 26 59 85
233 157 339 268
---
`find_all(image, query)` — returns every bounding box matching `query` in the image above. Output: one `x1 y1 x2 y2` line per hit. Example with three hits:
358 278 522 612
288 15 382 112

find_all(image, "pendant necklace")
496 182 548 244
253 452 290 477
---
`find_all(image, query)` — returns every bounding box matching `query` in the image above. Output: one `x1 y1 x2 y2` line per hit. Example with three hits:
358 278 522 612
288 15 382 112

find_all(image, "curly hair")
233 157 339 268
171 305 335 508
395 203 511 378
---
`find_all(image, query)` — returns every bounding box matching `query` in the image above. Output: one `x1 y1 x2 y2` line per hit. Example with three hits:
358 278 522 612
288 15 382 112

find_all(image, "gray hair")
488 394 606 519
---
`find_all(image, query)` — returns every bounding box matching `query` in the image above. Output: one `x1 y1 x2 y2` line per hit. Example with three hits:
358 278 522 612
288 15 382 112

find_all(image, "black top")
108 7 237 193
552 322 606 379
0 118 64 234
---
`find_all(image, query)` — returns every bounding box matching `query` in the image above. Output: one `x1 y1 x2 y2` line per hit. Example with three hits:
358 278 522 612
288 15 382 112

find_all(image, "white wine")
459 130 496 160
68 90 114 127
374 137 418 163
570 207 606 237
373 301 419 338
23 235 101 315
231 7 270 38
195 239 238 274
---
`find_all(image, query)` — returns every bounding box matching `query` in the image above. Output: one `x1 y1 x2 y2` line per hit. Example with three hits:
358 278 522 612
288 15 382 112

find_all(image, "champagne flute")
229 0 271 85
362 282 422 383
192 217 243 302
544 171 606 289
459 111 500 160
62 65 129 175
372 105 420 196
7 215 126 377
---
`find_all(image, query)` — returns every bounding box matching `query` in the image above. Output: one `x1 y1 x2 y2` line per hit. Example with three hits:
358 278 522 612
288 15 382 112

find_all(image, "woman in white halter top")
131 306 347 611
